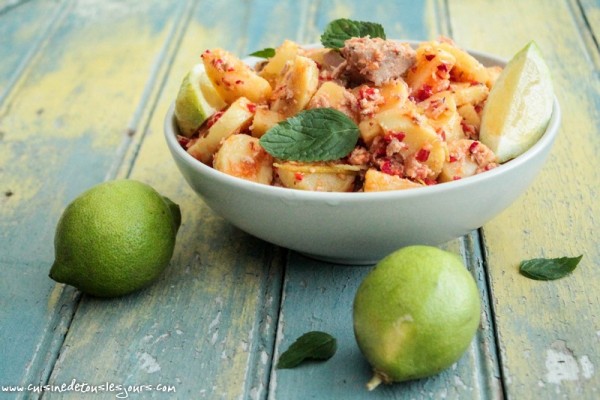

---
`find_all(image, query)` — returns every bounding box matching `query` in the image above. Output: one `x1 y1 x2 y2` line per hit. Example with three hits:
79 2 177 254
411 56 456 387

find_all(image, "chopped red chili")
207 111 224 128
425 54 435 61
247 103 256 113
416 148 431 162
469 141 479 153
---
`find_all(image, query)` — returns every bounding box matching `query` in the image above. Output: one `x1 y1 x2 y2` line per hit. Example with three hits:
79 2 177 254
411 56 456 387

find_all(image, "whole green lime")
49 179 181 297
353 245 481 390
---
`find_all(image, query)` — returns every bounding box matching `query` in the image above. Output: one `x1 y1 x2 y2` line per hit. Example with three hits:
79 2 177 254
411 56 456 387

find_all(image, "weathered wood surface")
0 0 598 399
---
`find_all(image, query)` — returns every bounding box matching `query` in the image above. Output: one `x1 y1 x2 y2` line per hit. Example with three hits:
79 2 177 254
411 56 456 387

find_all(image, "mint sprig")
249 47 276 58
519 255 583 280
276 331 337 369
259 108 359 162
320 18 386 49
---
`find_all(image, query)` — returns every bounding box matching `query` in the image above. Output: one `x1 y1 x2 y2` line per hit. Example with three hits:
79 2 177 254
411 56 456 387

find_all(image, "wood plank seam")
0 0 72 111
443 2 508 397
0 0 33 16
465 232 506 400
478 228 514 400
110 0 197 181
570 0 600 71
242 247 287 400
20 0 196 394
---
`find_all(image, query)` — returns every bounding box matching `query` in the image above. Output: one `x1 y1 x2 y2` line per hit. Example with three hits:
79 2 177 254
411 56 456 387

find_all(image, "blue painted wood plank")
0 0 191 394
44 1 308 399
0 0 66 101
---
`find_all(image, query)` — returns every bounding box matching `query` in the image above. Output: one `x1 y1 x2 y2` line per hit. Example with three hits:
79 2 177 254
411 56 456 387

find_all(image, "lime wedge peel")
480 41 554 163
174 64 226 137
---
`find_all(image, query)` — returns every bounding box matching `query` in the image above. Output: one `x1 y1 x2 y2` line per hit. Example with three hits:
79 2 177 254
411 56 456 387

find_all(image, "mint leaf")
519 255 583 280
259 108 359 162
276 331 337 369
321 18 386 49
249 47 276 58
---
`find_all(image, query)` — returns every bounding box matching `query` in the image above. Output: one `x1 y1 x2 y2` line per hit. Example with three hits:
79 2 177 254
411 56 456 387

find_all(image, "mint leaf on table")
321 18 386 49
519 255 583 280
249 47 276 58
259 108 360 162
276 331 337 369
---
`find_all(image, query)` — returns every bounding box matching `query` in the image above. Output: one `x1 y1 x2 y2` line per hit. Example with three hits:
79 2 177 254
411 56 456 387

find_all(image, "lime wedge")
174 64 226 137
479 41 554 162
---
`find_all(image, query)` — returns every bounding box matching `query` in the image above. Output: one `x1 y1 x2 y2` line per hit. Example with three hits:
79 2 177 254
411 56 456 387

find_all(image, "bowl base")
298 251 377 266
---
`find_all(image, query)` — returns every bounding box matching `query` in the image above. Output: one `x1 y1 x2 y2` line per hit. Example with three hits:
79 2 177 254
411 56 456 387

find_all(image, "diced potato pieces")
213 134 273 184
485 66 503 88
364 169 424 192
377 79 410 113
259 40 299 87
187 97 256 164
307 81 358 122
439 139 498 182
250 107 285 138
375 110 447 179
358 118 383 146
270 55 319 117
437 42 488 84
458 103 481 129
451 83 489 107
417 91 463 142
276 162 358 192
202 48 272 104
405 44 456 97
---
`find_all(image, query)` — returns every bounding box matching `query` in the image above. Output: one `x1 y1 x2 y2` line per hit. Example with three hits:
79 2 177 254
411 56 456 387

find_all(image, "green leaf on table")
320 18 386 49
519 255 583 280
276 331 337 369
249 47 276 58
259 108 359 162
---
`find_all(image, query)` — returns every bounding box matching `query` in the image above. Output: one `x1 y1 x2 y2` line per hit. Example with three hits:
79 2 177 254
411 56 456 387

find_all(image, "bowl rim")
164 41 561 202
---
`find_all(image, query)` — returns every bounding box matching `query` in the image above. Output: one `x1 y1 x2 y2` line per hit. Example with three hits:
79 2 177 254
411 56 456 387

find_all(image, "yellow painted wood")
1 0 598 398
46 1 308 399
449 0 600 398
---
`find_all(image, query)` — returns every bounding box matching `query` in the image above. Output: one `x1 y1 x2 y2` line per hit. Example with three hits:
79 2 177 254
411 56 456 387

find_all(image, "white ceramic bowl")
164 44 561 265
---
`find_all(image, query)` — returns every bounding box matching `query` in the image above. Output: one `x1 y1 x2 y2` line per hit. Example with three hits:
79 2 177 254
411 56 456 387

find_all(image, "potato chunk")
364 169 424 192
307 81 358 122
439 139 498 182
270 55 319 117
375 110 447 180
259 40 299 87
213 134 273 184
187 97 256 164
202 48 272 104
275 162 358 192
250 107 285 138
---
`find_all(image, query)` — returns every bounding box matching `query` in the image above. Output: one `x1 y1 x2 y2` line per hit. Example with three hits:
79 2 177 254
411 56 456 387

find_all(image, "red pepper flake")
449 154 458 163
425 54 435 61
207 111 224 128
453 176 461 181
416 148 430 162
423 178 437 185
201 49 211 58
469 141 479 153
414 84 433 102
235 79 244 84
294 172 304 181
177 135 190 148
247 103 256 113
380 160 394 175
437 63 448 72
384 130 406 143
358 86 377 100
212 58 224 68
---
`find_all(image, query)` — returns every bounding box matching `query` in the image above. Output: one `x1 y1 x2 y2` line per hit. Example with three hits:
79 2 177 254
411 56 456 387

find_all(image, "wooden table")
1 0 599 398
